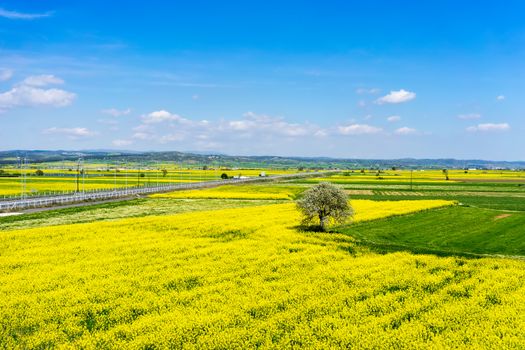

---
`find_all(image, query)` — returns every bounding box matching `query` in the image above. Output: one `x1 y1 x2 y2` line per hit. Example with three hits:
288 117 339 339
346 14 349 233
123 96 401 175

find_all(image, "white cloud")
43 127 97 139
395 126 418 135
0 85 75 109
496 95 505 101
337 124 382 135
131 123 156 140
458 113 481 120
376 89 416 104
0 75 75 110
97 119 119 126
192 94 200 100
132 132 153 140
133 124 150 131
112 139 133 147
232 112 318 137
101 108 131 117
387 115 401 122
356 87 380 95
0 69 13 82
141 110 188 124
130 110 326 145
314 129 328 137
22 74 63 87
466 123 510 132
228 119 253 131
159 133 185 143
0 8 52 20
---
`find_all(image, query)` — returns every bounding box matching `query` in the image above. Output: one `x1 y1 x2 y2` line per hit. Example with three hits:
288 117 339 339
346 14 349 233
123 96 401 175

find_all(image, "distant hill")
0 150 524 169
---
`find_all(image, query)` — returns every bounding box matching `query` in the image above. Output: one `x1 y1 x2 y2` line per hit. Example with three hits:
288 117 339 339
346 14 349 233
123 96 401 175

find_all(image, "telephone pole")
76 158 81 193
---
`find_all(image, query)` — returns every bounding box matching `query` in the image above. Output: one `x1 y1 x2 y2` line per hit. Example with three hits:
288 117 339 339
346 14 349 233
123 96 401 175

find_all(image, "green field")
339 205 525 257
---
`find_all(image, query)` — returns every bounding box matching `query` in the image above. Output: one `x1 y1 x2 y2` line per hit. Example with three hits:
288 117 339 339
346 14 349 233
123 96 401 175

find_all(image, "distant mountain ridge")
0 150 524 169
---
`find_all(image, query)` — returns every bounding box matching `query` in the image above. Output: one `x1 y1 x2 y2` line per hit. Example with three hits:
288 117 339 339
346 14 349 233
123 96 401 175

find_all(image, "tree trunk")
319 214 327 231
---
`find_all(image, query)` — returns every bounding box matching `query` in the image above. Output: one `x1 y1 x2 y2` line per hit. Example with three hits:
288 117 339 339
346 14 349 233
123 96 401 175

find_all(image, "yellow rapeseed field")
310 176 457 183
0 166 298 196
0 177 202 196
2 199 524 348
309 169 525 184
0 179 132 195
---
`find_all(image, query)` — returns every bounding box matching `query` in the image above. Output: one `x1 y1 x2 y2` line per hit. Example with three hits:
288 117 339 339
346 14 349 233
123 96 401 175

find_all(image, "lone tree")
296 182 353 231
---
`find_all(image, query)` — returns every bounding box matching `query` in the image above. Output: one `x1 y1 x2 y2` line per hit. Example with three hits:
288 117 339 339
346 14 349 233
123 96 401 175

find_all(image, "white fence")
0 171 335 212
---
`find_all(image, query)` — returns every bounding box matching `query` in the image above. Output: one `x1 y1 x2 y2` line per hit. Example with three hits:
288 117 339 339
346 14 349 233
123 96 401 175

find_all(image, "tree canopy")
296 182 353 231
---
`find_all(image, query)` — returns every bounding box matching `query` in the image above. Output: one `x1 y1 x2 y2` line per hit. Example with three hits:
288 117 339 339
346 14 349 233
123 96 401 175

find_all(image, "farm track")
461 205 525 213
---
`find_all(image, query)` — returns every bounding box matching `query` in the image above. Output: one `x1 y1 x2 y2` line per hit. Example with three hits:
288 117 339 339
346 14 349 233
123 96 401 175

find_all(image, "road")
0 171 336 212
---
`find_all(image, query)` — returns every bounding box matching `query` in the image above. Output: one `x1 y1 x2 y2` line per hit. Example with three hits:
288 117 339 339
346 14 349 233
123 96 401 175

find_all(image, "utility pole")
17 156 28 202
76 158 81 193
156 161 159 187
137 164 140 186
83 159 86 193
17 157 22 200
114 160 117 191
23 156 27 199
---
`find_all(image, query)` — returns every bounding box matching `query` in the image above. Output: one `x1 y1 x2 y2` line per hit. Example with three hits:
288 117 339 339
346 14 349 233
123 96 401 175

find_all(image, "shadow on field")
291 223 485 259
294 224 484 259
293 224 328 233
351 239 485 259
291 224 359 255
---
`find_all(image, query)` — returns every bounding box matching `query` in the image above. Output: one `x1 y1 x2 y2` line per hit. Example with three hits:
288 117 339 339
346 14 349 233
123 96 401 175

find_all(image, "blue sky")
0 1 524 160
